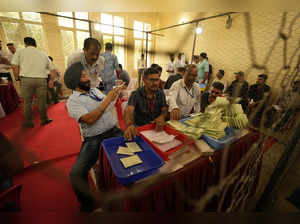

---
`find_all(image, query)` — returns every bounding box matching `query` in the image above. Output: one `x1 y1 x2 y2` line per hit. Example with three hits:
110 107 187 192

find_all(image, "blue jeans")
70 127 123 211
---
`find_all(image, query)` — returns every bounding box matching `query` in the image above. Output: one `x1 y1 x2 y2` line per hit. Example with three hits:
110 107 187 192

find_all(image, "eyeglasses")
211 90 222 95
146 78 160 83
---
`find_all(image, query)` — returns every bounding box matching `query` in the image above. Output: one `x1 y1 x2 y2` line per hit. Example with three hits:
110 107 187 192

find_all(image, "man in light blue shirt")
100 43 120 94
197 52 209 84
64 62 124 212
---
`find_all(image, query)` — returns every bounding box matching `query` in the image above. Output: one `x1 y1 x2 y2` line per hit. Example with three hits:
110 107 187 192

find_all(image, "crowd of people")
1 36 299 212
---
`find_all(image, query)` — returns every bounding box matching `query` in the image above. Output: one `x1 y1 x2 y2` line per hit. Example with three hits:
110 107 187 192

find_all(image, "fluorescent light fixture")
195 26 203 35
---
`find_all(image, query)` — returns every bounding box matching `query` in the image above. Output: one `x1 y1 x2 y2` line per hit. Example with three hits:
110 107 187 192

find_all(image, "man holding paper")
168 64 202 120
64 62 125 212
124 67 168 140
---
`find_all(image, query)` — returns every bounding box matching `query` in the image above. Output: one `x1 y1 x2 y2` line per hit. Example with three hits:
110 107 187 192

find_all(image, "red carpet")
0 102 82 167
14 155 79 212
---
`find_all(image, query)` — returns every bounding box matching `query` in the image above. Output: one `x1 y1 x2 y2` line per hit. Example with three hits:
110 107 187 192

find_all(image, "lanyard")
146 98 155 114
184 86 195 98
80 90 103 102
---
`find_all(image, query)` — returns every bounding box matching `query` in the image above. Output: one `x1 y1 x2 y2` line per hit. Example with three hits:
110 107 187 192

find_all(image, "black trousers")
0 72 13 82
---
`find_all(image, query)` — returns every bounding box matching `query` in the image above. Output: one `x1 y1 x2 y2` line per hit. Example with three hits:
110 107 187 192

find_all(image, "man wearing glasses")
200 82 225 112
124 67 168 140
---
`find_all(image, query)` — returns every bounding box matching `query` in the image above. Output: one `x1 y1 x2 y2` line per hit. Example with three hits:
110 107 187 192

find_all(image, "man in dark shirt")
164 66 185 89
226 71 249 111
248 74 271 126
124 67 168 140
117 64 130 86
201 82 224 112
248 74 271 104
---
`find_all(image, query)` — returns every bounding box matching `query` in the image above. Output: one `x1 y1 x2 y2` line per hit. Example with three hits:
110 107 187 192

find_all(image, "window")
0 12 46 51
76 31 89 50
58 12 73 28
99 13 125 66
61 30 75 67
74 12 89 30
0 12 20 19
134 20 152 69
22 12 41 22
57 12 91 67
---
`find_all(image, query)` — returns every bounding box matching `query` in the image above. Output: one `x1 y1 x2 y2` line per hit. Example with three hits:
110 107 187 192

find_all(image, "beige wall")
155 12 300 100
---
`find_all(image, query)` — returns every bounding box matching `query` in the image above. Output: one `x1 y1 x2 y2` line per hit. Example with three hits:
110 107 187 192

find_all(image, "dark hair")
119 64 122 69
48 56 53 62
186 64 197 73
143 67 159 78
83 38 101 50
177 67 186 73
24 37 36 47
212 81 224 91
151 63 162 73
193 55 199 60
259 74 268 81
105 42 113 50
200 52 207 59
141 53 144 57
6 43 14 46
219 69 225 76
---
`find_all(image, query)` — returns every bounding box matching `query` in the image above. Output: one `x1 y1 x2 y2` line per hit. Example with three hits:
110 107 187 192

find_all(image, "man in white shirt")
11 37 56 128
0 40 13 82
166 54 176 78
67 38 104 89
137 53 146 87
211 69 228 92
6 43 16 62
174 53 186 73
168 64 202 120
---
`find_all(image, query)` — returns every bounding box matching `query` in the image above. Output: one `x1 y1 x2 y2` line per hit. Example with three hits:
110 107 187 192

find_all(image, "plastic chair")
0 184 22 212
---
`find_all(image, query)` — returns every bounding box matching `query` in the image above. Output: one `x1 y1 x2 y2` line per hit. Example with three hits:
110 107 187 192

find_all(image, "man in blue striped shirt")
64 62 124 212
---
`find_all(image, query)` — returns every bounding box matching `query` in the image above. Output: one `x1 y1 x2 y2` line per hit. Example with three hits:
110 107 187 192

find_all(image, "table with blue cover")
97 129 261 211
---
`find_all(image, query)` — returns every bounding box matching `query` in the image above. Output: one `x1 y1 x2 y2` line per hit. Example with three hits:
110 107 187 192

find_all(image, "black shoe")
22 122 34 128
41 119 53 126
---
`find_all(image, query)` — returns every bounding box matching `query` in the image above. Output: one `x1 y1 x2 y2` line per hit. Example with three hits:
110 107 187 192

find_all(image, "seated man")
151 63 165 89
47 56 63 104
117 64 130 86
210 69 227 92
168 64 202 120
164 66 185 90
64 62 124 212
247 74 271 126
124 67 168 140
226 71 249 112
265 80 300 128
201 82 224 112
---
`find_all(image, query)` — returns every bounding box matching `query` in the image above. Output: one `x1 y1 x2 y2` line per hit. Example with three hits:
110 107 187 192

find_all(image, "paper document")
153 139 182 152
120 155 143 168
140 130 175 144
117 146 134 155
126 142 142 153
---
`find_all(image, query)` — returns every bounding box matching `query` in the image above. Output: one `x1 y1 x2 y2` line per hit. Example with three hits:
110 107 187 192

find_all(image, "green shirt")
197 59 209 81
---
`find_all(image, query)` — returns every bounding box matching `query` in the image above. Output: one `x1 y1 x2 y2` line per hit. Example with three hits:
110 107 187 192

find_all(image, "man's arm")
124 105 138 140
12 65 20 81
168 83 181 120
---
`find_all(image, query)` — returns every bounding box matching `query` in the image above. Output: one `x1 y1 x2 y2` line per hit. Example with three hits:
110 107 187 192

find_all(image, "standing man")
123 67 168 140
6 43 16 62
0 40 13 82
67 38 104 89
174 53 186 73
137 53 146 87
166 54 176 78
168 64 202 120
100 42 120 94
11 37 56 128
48 56 63 104
64 62 124 212
197 52 209 84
